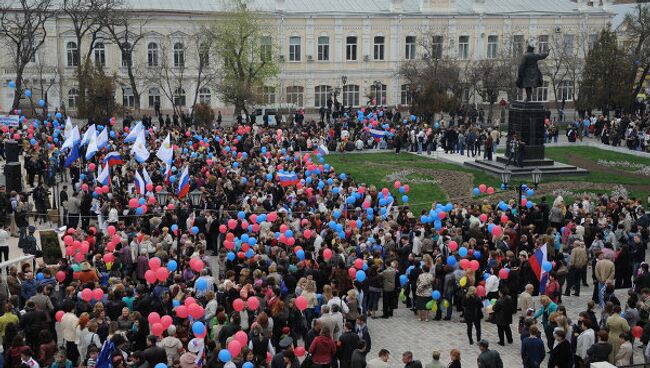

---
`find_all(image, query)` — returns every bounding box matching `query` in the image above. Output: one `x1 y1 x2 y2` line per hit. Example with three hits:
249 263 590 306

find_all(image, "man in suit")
338 322 360 368
477 340 503 368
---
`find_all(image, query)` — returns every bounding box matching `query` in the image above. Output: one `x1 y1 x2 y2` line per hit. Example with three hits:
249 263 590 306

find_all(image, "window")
370 83 387 105
121 42 132 68
148 87 160 108
518 81 549 102
174 88 186 107
199 43 210 67
66 41 79 67
588 33 598 51
147 42 159 67
260 36 272 62
317 36 329 61
342 84 359 107
261 86 275 104
314 85 331 107
405 36 416 60
563 34 575 56
286 86 304 106
431 35 443 59
289 36 301 62
513 35 525 58
538 35 549 54
400 84 412 105
373 36 385 60
458 36 469 60
346 36 357 61
94 42 105 66
487 35 498 59
68 88 79 108
199 87 211 105
558 80 574 101
123 87 134 108
173 42 185 68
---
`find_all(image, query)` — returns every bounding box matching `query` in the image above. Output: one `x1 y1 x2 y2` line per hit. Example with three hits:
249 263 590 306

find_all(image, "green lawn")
325 153 502 212
545 146 650 186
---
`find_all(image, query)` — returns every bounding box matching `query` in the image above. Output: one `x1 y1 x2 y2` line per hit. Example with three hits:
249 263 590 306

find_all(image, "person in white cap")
180 338 204 368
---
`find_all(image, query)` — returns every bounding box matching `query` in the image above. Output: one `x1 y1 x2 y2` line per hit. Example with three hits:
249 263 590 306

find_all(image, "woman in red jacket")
308 325 336 367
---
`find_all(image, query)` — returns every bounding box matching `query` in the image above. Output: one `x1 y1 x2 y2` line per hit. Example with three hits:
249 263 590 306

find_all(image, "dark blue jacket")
521 336 545 368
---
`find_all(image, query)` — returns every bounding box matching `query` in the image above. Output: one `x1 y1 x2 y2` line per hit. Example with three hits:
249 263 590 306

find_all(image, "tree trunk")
11 68 25 111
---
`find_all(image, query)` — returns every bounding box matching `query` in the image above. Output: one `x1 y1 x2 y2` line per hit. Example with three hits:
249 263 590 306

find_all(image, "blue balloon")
356 270 366 282
227 252 236 261
434 220 442 231
339 173 346 180
25 89 31 97
483 273 490 281
169 175 176 183
167 260 178 272
38 99 45 107
155 364 167 368
542 261 553 272
30 138 36 145
8 81 15 88
402 195 408 203
458 247 468 257
285 230 294 238
526 189 535 197
399 186 405 194
446 255 457 266
243 363 254 368
135 207 143 215
55 112 62 119
432 290 441 300
356 219 362 229
266 173 273 181
139 198 145 206
399 274 408 286
473 187 480 196
296 249 305 260
171 224 178 232
36 272 44 280
487 223 495 233
238 211 245 219
474 250 481 259
526 201 533 209
172 300 180 307
245 249 254 258
196 278 207 291
192 321 205 335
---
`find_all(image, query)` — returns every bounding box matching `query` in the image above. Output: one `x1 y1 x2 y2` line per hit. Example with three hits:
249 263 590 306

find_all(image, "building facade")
1 0 614 117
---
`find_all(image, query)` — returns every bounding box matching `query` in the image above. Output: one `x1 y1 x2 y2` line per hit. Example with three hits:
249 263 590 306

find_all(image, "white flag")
82 124 96 146
131 129 150 163
156 133 173 164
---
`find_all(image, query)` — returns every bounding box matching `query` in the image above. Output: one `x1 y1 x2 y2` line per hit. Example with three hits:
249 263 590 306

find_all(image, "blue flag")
64 143 80 168
95 340 115 368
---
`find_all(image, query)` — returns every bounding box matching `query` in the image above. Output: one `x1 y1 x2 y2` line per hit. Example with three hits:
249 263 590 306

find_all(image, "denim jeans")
598 282 606 309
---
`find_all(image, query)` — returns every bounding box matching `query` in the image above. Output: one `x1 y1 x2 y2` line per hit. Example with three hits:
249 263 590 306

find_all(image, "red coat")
309 335 336 364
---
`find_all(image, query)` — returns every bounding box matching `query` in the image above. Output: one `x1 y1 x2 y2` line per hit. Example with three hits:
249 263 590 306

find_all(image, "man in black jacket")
351 341 367 368
492 288 514 346
338 322 360 368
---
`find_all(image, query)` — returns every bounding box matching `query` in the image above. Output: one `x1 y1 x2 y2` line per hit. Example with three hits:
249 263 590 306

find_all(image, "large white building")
1 0 614 117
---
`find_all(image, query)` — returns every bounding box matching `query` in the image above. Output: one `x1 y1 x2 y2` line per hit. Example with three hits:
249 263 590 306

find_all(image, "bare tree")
188 31 217 121
145 35 190 118
0 0 56 111
466 58 512 121
622 3 650 106
103 9 148 115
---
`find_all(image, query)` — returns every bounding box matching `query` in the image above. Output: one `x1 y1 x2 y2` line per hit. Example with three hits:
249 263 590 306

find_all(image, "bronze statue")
516 45 549 101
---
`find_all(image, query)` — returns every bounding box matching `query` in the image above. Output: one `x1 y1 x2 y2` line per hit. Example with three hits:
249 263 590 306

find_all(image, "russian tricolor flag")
277 171 299 187
529 246 549 294
177 166 190 199
134 170 145 195
369 128 386 141
103 151 124 167
318 144 329 156
96 164 110 186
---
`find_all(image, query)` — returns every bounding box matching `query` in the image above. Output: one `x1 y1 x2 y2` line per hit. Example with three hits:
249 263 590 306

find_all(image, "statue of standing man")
516 43 549 102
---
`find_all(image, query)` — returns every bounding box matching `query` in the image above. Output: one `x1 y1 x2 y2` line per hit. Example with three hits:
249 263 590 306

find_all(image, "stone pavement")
365 289 644 368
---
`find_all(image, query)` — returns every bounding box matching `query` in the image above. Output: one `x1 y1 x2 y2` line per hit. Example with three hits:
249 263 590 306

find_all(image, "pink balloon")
393 181 401 189
267 212 278 222
233 298 245 312
323 248 333 260
487 187 494 195
476 285 486 297
459 259 469 270
175 305 188 318
247 297 260 311
295 296 308 311
294 346 306 357
228 219 237 229
145 183 153 191
479 214 488 222
88 163 96 171
228 340 242 357
354 258 364 270
448 241 458 252
188 303 204 319
499 268 509 280
81 288 93 302
55 310 65 322
161 315 173 329
56 271 66 282
107 225 116 236
492 225 503 238
479 184 487 193
185 297 197 306
148 312 161 325
149 257 162 270
144 270 157 284
151 322 164 336
438 211 447 220
156 267 169 282
470 260 480 271
348 267 357 279
234 330 248 346
501 215 509 224
155 185 163 192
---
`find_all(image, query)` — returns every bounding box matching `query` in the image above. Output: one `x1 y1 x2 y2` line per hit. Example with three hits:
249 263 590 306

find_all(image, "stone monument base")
465 155 588 177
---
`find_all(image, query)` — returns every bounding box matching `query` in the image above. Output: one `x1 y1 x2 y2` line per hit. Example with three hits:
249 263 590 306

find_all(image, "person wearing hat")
476 340 503 368
270 336 298 368
78 262 99 284
179 338 203 368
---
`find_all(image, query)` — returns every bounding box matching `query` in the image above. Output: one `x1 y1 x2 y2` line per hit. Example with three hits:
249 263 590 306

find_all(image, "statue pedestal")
465 101 588 177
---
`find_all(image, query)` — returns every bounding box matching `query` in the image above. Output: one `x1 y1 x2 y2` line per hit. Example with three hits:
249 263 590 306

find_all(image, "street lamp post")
155 190 169 206
373 80 382 105
501 168 542 250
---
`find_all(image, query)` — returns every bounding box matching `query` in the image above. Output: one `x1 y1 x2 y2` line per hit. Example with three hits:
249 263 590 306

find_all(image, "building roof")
122 0 610 16
610 3 640 29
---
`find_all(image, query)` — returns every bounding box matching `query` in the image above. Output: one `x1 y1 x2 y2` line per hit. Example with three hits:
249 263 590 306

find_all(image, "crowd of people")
0 104 648 368
562 113 650 151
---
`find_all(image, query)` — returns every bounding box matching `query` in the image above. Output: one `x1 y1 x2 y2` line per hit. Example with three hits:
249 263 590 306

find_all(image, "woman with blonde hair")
344 289 360 325
301 279 317 325
322 284 333 303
